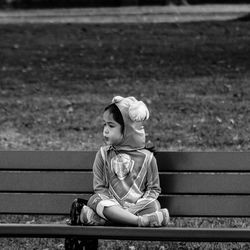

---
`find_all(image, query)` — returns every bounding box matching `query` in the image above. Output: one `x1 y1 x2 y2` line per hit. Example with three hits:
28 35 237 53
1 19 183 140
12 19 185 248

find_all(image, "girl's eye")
103 122 116 128
103 123 114 128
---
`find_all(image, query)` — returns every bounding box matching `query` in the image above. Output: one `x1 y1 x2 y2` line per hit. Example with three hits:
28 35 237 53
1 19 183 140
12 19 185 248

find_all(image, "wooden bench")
1 151 250 250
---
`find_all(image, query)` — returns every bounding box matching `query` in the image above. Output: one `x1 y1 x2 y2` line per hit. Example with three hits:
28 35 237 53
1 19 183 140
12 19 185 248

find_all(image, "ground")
1 15 250 151
0 5 250 249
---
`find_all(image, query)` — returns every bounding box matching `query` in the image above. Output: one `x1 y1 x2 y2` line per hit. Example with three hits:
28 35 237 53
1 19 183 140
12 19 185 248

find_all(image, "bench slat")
0 193 90 215
160 173 250 194
159 195 250 217
0 172 93 193
1 224 250 242
157 152 250 171
1 152 250 171
0 151 96 170
1 172 250 194
1 193 250 216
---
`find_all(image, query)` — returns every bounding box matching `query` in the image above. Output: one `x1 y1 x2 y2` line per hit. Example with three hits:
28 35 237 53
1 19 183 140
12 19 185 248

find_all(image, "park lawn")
0 19 250 249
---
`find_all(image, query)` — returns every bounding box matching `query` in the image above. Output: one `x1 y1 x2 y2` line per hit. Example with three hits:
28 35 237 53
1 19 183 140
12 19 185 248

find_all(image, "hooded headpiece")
111 96 149 151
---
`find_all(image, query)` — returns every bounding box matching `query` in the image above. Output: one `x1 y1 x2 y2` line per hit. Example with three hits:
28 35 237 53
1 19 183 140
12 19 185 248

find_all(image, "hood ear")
112 96 150 122
129 101 149 122
112 96 124 103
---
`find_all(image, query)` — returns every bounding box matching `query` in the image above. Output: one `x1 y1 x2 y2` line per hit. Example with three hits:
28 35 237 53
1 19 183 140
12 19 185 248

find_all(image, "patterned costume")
87 96 162 221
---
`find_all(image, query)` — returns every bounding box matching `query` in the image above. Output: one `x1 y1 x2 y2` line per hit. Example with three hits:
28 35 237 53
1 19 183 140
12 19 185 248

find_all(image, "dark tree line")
0 0 248 8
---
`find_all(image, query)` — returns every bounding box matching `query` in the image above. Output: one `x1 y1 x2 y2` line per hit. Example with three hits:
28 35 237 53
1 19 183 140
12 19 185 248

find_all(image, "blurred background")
0 0 250 249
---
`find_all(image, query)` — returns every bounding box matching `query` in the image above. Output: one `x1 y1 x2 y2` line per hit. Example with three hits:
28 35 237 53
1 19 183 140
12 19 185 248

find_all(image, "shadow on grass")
236 13 250 21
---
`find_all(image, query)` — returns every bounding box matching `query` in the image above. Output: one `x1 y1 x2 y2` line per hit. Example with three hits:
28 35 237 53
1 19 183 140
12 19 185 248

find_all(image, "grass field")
0 15 250 249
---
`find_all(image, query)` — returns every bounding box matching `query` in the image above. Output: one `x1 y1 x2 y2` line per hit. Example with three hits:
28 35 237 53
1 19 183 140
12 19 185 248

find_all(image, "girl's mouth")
104 136 109 143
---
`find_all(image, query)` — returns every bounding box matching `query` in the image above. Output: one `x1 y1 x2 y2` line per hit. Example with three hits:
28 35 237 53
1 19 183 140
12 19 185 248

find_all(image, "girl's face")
103 110 123 146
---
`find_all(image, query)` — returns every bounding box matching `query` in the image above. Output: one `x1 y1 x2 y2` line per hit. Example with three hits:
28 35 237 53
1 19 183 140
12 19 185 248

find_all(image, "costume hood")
111 96 149 151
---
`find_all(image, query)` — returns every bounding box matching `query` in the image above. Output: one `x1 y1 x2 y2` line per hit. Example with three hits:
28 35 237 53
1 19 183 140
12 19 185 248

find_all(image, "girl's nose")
103 127 109 135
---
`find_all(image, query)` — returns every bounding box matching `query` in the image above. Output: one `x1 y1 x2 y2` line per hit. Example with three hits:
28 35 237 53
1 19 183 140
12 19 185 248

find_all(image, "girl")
79 96 169 227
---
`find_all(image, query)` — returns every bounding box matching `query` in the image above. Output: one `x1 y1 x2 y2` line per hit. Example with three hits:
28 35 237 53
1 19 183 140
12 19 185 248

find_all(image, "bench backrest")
0 151 250 217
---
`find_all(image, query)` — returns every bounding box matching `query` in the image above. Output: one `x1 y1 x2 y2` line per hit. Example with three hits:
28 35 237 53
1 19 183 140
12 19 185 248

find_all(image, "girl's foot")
80 205 106 225
161 208 170 226
138 209 170 227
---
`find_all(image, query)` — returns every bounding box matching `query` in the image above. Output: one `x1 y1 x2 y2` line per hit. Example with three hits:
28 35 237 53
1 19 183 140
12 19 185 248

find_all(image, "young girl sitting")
80 96 169 227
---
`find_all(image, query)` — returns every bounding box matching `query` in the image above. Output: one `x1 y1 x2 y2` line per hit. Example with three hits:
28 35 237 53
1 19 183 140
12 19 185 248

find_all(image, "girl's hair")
104 103 125 134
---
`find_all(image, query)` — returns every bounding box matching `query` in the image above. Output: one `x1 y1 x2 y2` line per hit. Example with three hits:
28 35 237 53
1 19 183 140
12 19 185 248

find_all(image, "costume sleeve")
139 155 161 201
92 149 113 198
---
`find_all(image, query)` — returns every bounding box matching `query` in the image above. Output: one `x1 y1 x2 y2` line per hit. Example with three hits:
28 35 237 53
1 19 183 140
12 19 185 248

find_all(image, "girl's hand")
136 198 154 204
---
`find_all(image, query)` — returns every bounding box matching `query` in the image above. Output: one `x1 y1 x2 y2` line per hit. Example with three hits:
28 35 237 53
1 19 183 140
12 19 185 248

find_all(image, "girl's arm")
92 149 113 198
138 156 161 202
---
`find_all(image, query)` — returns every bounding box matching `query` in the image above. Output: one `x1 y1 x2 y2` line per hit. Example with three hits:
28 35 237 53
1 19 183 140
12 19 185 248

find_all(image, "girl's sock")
138 209 169 227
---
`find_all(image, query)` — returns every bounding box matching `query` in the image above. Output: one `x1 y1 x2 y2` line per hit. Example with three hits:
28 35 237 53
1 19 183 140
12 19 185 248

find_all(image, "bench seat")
1 224 250 242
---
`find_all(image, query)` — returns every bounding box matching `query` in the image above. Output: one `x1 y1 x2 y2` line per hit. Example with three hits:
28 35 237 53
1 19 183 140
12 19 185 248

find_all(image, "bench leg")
85 239 98 250
65 237 82 250
65 238 98 250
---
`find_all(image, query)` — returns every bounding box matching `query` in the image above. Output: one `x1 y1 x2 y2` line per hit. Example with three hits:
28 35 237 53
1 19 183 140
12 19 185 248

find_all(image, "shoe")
140 209 170 227
80 205 106 226
160 208 170 226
